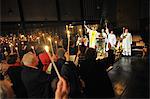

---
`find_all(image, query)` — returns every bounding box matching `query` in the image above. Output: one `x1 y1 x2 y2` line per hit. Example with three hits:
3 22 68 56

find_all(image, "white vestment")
106 33 116 51
120 32 132 56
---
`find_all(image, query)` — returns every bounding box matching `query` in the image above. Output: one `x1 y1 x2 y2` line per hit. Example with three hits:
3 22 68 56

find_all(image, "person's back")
61 61 82 98
80 48 115 98
57 58 65 72
21 66 53 98
21 51 54 98
7 66 28 98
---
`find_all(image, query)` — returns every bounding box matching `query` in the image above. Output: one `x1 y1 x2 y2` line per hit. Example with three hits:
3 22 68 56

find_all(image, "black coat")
7 66 28 98
80 59 115 98
61 61 82 98
21 66 53 98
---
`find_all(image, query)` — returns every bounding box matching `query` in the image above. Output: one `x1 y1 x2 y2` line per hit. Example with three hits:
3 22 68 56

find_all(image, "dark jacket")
61 61 82 98
80 59 115 98
21 66 53 98
7 66 28 98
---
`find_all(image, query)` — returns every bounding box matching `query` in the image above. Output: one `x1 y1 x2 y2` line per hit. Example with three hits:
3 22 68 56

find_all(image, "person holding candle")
60 51 83 98
80 48 115 98
120 28 132 56
20 51 69 98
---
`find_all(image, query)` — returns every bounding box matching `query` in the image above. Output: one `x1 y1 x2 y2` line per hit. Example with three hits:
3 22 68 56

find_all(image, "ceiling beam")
17 0 26 34
56 0 61 21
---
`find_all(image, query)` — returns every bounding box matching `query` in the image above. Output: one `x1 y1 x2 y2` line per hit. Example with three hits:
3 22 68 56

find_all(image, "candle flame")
37 37 39 39
15 47 18 50
44 45 49 52
48 37 51 42
9 43 13 47
79 29 82 32
55 41 57 44
31 46 34 49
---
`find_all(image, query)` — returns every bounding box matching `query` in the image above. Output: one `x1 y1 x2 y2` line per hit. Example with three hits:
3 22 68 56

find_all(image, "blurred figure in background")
80 48 115 98
121 28 132 56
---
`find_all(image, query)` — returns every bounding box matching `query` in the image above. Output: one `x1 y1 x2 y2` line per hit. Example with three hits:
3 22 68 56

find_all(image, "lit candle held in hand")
44 45 61 78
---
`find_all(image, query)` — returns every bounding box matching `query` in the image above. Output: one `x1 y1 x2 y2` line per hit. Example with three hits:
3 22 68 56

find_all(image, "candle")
67 30 70 53
31 46 36 54
42 33 46 44
4 47 6 51
79 29 82 32
44 45 61 78
48 37 54 55
66 25 68 30
15 47 20 57
123 27 125 33
9 43 13 54
16 43 18 46
55 40 58 51
21 42 24 45
37 37 40 44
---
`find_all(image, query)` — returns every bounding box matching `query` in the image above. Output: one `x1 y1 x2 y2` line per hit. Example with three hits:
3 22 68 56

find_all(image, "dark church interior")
0 0 149 98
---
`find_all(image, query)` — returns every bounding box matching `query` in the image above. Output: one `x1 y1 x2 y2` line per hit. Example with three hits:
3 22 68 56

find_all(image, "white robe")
120 32 132 56
106 33 116 51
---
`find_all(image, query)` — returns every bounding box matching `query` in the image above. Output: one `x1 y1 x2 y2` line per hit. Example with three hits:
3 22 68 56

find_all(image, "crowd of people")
0 23 133 98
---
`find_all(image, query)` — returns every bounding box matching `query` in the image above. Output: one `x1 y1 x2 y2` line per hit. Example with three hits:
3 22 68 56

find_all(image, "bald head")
22 52 39 67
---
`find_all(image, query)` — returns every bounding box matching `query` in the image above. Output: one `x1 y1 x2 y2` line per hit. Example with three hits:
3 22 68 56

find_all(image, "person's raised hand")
55 77 69 99
64 52 70 61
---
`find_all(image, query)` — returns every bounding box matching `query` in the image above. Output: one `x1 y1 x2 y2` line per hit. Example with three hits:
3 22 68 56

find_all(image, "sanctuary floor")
108 56 149 98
